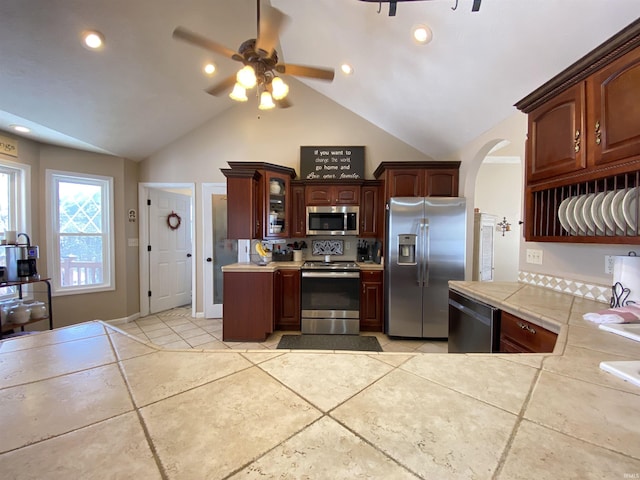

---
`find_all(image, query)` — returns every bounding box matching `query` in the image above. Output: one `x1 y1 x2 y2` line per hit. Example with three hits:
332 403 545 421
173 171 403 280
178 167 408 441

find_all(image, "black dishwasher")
448 290 501 353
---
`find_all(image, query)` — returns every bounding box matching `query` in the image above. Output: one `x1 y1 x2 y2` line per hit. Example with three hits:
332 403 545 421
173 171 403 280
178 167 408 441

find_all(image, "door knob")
186 253 192 258
206 257 213 262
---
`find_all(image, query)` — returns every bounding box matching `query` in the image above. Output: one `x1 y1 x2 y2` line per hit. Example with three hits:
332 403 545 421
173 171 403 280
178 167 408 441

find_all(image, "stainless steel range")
300 260 360 334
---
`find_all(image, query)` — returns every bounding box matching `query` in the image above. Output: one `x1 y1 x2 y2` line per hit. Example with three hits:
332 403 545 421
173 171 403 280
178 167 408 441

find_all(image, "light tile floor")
117 306 448 353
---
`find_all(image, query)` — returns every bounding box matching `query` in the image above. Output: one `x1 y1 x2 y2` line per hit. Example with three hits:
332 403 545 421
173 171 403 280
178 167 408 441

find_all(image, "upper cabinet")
516 19 640 244
305 184 361 206
373 161 460 202
360 181 383 238
222 162 297 240
290 181 306 237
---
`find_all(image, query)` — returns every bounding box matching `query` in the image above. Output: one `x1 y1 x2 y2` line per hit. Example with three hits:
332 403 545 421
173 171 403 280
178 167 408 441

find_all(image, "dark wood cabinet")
499 311 557 353
516 21 640 244
527 83 587 183
222 162 296 240
223 271 274 341
290 182 306 237
305 184 361 206
373 161 460 202
275 269 300 330
360 181 382 238
587 45 640 168
359 270 383 332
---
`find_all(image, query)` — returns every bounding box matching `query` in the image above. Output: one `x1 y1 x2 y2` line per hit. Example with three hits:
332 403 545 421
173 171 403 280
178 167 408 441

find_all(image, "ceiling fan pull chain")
377 1 382 14
451 0 458 11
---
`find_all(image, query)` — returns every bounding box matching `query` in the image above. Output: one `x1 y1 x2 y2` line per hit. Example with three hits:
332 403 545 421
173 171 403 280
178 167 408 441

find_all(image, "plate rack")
527 170 640 243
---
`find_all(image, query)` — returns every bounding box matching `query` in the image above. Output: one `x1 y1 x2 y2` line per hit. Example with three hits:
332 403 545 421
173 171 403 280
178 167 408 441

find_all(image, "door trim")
202 183 226 318
138 182 195 318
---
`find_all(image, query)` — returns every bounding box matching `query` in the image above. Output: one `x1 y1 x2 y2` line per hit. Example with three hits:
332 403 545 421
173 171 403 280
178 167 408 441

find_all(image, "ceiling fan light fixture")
259 91 276 110
229 83 248 102
237 65 257 89
413 25 432 45
271 77 289 100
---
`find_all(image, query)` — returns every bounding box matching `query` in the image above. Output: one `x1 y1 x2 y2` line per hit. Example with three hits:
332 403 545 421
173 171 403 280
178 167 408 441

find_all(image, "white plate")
573 194 588 235
557 197 573 234
590 192 607 234
601 190 623 235
622 187 639 233
581 193 599 235
611 189 629 234
565 196 581 235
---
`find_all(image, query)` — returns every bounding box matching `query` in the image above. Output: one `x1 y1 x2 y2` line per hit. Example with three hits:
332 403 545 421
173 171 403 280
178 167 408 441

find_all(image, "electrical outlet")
605 255 616 274
525 248 543 265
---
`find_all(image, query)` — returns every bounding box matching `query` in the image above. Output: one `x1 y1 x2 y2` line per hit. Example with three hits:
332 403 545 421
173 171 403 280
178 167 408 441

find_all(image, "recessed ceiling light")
10 125 30 133
412 25 432 45
82 30 105 50
341 63 354 75
203 63 216 75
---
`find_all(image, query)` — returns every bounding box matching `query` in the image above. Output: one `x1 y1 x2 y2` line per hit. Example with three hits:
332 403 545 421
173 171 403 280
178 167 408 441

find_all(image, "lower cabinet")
275 269 300 330
360 270 383 332
499 310 557 353
223 271 274 342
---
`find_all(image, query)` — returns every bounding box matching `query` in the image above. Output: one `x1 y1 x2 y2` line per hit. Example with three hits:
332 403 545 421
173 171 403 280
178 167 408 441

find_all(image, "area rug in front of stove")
277 334 382 352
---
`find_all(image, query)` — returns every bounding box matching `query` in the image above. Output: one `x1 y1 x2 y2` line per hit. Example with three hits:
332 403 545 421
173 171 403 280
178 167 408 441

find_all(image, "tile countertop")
0 284 639 478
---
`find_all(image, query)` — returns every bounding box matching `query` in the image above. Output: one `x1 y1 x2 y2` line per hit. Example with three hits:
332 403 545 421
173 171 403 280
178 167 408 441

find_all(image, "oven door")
301 271 360 334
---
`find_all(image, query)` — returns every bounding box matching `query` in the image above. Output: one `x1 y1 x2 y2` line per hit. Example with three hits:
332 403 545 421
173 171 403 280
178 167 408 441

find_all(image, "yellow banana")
255 242 266 256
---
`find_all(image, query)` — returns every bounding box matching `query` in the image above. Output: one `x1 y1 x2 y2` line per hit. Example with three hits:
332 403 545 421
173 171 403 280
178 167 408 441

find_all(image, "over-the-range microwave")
306 205 359 236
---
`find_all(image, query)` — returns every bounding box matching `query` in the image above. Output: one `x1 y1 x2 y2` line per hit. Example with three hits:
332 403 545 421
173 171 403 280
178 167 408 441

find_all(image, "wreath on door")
167 211 182 230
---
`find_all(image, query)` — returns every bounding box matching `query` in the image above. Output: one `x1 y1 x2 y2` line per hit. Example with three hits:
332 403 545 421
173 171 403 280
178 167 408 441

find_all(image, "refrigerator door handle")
423 220 430 287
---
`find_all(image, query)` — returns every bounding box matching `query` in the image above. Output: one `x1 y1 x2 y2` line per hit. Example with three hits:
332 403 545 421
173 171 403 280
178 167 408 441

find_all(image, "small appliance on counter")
2 233 40 281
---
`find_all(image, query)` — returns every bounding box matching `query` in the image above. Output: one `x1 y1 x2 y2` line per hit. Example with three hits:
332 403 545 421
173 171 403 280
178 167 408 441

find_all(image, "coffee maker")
4 233 39 281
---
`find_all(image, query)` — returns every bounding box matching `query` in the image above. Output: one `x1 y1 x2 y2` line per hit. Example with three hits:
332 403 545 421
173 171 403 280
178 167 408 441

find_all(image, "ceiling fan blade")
173 26 242 61
205 75 237 96
276 64 335 81
255 4 289 57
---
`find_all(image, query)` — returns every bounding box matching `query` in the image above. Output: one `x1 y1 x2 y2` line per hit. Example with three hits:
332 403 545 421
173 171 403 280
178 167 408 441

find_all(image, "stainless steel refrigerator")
385 197 466 338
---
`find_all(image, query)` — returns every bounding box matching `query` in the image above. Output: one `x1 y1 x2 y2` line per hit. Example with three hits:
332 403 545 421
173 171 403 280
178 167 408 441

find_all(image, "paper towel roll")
613 255 640 305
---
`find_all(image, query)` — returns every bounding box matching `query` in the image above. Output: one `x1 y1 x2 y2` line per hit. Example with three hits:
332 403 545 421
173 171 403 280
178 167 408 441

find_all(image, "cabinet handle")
595 121 601 146
574 130 581 153
517 322 536 334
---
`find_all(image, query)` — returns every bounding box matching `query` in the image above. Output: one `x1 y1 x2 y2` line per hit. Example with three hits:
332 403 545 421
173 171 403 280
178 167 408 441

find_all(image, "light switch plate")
525 248 543 265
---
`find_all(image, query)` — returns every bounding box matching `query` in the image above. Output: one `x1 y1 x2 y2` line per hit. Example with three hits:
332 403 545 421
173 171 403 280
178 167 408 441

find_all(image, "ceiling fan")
172 0 335 109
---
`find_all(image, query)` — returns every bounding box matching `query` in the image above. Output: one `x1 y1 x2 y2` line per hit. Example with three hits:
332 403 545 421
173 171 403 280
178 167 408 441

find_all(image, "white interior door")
148 188 192 313
203 183 236 318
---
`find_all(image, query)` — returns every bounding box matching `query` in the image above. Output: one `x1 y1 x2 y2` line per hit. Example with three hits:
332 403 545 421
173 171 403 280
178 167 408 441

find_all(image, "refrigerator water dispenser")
397 234 416 264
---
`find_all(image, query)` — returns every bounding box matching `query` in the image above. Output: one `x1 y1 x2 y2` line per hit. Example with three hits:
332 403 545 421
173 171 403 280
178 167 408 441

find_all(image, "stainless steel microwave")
306 205 359 236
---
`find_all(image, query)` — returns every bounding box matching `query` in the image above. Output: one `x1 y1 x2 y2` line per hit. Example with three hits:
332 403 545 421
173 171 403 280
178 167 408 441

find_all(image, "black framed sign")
300 146 365 181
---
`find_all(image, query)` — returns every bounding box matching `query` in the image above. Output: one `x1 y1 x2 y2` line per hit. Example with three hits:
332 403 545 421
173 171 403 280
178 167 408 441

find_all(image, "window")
0 157 30 299
46 170 114 295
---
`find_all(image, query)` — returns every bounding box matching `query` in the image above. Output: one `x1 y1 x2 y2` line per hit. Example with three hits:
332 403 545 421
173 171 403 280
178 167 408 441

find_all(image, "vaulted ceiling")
0 0 638 161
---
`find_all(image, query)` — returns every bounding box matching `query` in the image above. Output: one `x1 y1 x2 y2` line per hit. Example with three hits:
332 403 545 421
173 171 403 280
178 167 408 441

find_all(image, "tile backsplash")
518 271 610 304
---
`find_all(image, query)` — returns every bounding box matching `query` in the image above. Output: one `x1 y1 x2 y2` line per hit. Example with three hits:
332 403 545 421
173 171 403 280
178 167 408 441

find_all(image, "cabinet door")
386 169 423 197
290 184 306 237
335 185 361 205
223 272 273 341
305 185 333 205
424 169 459 197
360 270 383 331
527 83 586 183
275 269 301 330
360 184 381 238
225 172 261 239
264 172 290 239
587 46 640 167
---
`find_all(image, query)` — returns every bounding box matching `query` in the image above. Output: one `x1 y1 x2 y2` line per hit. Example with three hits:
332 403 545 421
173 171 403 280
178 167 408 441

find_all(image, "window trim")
0 155 31 301
46 169 115 296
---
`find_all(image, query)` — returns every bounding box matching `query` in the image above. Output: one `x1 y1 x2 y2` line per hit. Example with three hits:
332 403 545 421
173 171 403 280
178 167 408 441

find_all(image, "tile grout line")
105 331 170 480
